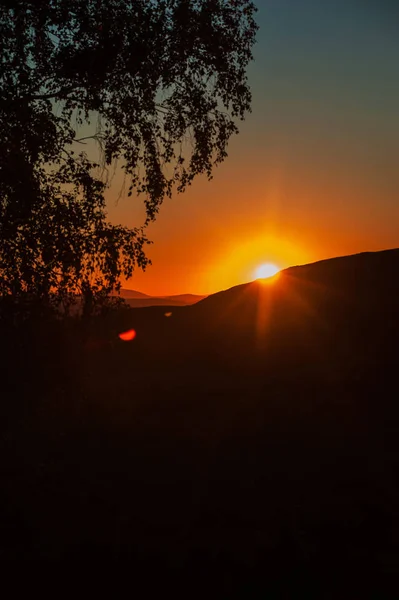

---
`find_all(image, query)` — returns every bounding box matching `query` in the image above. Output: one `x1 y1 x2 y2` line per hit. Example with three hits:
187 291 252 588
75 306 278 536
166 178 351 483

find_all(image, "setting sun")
254 263 280 280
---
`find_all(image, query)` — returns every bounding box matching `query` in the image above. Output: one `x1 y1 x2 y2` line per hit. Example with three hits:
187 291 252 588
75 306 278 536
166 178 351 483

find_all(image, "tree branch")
25 86 82 102
155 104 170 115
73 134 105 144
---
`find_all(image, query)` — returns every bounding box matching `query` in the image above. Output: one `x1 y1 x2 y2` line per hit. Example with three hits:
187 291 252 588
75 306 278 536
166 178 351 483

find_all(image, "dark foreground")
1 250 398 595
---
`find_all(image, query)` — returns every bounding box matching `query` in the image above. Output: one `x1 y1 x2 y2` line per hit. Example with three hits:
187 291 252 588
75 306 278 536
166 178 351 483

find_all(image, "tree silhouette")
0 0 257 316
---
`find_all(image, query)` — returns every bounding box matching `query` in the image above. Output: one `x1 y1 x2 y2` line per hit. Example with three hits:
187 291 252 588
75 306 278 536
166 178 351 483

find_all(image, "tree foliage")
0 0 258 316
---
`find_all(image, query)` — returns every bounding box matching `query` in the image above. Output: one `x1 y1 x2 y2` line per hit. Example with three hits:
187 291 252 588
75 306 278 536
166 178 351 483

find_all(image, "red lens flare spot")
164 312 172 317
118 329 136 342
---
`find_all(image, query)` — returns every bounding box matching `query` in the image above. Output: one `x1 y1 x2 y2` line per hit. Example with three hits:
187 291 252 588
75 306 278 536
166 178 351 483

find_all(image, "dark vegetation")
0 0 257 314
1 249 398 595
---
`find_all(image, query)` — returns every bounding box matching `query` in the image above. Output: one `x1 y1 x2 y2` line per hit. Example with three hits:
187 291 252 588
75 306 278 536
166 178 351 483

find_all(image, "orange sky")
106 1 399 296
107 139 398 296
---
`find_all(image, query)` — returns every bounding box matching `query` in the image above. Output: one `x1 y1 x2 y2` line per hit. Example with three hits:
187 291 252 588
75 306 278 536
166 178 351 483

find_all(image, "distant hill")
119 289 206 307
118 289 152 300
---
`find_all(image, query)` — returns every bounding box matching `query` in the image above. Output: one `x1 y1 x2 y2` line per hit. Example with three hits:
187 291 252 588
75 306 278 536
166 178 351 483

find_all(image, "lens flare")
164 312 172 317
118 329 136 342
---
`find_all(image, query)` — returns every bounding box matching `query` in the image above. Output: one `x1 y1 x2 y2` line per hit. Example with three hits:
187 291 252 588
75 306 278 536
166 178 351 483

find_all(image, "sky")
107 0 399 296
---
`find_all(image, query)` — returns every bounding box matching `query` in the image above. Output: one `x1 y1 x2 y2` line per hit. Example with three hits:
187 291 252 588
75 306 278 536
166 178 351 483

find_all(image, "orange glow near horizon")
110 146 398 298
116 205 394 297
106 119 399 299
201 233 310 294
118 230 315 297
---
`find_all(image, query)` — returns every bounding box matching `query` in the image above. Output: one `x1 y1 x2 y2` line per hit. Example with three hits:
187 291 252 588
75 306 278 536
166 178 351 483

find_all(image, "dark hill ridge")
118 289 152 300
195 247 399 310
1 248 399 585
118 289 207 307
121 248 399 374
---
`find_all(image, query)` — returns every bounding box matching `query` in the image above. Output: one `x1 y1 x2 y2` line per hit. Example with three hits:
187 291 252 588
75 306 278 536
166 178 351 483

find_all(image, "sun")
254 263 280 280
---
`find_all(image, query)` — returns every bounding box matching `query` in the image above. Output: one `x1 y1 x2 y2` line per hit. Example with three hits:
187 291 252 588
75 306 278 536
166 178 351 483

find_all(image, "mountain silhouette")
118 289 206 307
118 248 399 378
1 249 399 586
118 289 153 300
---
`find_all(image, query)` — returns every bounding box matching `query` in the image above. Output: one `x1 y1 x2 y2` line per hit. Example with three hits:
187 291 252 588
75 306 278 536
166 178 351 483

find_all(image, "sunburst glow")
254 263 280 280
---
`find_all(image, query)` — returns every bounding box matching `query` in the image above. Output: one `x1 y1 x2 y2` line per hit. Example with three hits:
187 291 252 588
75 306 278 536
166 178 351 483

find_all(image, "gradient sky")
107 0 399 296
